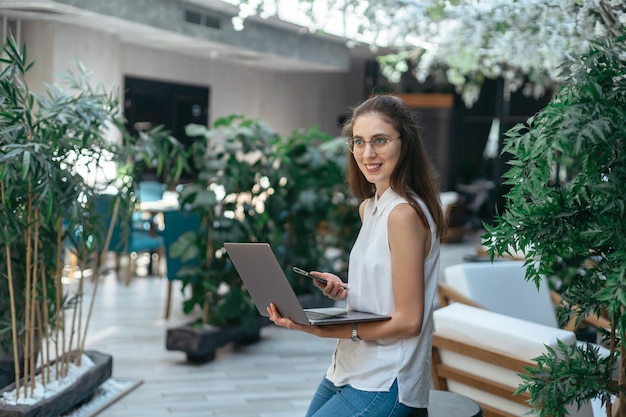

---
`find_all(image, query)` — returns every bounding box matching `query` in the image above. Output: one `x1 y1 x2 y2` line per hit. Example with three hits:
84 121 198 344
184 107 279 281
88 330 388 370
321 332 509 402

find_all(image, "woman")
267 94 446 417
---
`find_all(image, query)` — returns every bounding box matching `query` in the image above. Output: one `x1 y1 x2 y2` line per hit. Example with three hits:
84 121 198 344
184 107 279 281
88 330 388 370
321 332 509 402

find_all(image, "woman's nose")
363 142 377 156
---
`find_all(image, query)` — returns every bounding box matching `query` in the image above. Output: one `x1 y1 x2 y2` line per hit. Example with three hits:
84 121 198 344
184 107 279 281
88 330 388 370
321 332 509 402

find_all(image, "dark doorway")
123 76 210 181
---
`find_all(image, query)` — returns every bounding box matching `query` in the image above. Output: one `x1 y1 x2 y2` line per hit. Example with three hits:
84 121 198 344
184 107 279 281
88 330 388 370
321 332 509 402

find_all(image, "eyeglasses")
346 136 400 154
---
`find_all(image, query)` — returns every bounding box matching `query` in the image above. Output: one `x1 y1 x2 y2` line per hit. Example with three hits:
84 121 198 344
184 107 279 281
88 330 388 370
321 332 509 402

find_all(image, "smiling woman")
348 116 402 195
266 95 447 417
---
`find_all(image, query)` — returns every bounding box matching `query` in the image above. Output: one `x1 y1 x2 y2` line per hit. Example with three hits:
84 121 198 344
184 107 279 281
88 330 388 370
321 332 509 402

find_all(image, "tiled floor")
82 237 479 417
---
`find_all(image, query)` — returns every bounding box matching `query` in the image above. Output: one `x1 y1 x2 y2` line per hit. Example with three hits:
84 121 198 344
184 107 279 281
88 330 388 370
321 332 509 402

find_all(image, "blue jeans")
304 377 426 417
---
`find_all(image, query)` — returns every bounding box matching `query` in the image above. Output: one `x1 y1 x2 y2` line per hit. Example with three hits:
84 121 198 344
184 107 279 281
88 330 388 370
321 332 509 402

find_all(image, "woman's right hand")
310 271 348 300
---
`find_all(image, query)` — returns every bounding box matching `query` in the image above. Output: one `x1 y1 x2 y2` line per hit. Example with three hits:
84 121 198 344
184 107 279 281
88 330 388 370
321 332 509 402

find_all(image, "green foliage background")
484 35 626 415
170 115 360 330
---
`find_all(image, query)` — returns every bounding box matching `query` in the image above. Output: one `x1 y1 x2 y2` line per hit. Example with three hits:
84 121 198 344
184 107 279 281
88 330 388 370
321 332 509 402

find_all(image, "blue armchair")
161 209 201 319
133 180 167 233
93 193 165 285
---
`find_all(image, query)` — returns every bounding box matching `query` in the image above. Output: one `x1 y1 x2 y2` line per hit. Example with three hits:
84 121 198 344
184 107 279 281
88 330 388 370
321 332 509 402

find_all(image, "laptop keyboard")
305 310 347 320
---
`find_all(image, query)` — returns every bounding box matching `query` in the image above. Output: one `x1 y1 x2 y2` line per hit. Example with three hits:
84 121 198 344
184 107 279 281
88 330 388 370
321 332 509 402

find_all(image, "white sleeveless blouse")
325 187 440 408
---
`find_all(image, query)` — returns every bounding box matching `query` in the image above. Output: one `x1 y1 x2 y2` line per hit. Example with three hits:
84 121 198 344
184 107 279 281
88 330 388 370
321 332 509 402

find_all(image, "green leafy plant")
516 340 619 416
0 33 185 401
0 34 119 400
171 115 359 329
484 34 626 416
268 126 358 294
174 115 281 329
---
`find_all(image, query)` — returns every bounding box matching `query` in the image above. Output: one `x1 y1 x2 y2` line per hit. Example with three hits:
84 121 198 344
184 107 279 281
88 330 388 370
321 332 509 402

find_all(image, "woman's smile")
365 163 383 172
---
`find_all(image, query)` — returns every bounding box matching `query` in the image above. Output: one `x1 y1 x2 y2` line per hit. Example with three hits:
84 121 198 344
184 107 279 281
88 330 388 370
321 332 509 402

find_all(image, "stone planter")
166 292 335 363
166 316 271 363
0 350 112 417
0 335 41 391
0 352 30 391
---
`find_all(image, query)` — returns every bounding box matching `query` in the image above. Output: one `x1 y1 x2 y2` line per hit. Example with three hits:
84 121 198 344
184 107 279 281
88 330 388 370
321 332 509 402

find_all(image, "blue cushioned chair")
137 180 166 202
93 193 165 285
133 180 167 232
161 209 201 319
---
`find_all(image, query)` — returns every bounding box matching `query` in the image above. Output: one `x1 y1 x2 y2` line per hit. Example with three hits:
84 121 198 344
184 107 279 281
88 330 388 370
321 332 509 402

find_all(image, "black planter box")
166 316 270 363
0 350 112 417
165 293 335 363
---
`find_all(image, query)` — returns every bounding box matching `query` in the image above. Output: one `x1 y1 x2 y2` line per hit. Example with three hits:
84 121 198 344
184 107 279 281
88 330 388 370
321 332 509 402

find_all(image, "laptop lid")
223 242 390 325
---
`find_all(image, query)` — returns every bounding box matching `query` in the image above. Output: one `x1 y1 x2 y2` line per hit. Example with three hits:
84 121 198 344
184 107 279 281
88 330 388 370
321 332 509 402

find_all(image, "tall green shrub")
269 126 358 294
171 115 359 328
484 35 626 416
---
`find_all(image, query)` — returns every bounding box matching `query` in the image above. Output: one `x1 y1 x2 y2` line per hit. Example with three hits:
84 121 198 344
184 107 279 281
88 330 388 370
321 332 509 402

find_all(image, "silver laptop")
223 242 391 326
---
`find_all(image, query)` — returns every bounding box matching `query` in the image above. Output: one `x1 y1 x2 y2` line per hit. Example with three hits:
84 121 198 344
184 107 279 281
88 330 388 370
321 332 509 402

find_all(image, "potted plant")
0 33 185 415
483 35 626 416
164 115 281 362
0 33 120 414
267 125 359 298
165 115 359 362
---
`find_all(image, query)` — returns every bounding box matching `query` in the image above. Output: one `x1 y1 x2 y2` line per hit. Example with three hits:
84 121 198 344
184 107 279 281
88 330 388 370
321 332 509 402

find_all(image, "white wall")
120 43 354 135
22 21 121 96
19 20 366 137
20 21 122 185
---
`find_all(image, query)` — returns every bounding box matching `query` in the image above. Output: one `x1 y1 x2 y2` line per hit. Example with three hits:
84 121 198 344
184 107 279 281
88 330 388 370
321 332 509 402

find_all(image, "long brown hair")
341 94 446 238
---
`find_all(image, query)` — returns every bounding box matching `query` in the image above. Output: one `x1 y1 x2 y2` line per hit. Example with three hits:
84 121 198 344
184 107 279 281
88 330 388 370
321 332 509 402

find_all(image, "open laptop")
223 242 391 326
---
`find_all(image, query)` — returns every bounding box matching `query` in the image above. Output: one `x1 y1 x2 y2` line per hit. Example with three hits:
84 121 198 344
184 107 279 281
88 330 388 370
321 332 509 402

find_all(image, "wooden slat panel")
431 332 537 416
435 364 530 405
431 343 448 391
396 93 454 109
481 403 520 417
437 282 484 309
433 334 535 372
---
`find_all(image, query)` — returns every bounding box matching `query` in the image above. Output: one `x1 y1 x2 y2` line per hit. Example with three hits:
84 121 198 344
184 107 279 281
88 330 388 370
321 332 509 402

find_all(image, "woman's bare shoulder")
388 202 428 236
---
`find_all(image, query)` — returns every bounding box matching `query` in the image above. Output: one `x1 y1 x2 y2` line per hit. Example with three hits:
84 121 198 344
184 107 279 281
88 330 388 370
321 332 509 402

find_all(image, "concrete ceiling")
0 0 377 72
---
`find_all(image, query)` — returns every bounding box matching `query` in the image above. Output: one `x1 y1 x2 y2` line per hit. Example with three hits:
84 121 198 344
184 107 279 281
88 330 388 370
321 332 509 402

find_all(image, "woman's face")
351 112 401 196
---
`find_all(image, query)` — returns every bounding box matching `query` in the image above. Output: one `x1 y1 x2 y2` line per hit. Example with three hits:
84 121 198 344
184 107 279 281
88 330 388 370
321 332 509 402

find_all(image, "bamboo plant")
483 34 626 416
0 33 120 400
0 33 185 401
